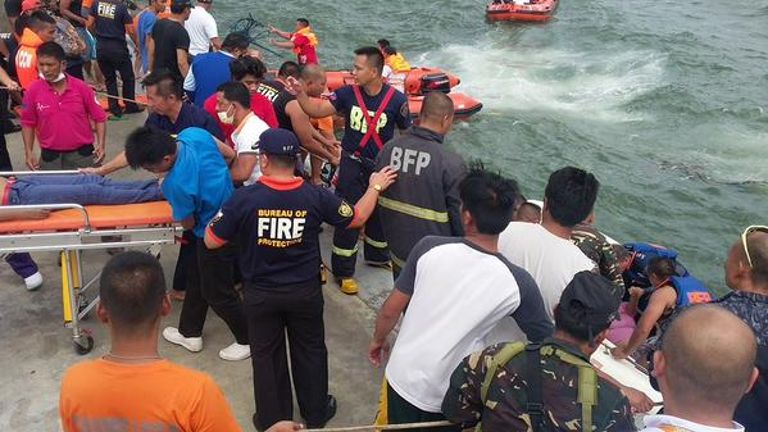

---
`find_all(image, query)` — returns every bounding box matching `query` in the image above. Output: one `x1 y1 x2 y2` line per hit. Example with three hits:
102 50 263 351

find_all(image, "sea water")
214 0 768 293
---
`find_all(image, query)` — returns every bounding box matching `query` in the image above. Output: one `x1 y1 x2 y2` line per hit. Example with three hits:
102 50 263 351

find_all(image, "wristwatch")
372 184 382 192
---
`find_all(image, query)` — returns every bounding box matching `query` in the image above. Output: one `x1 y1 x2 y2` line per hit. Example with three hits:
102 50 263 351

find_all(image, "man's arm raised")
285 76 337 119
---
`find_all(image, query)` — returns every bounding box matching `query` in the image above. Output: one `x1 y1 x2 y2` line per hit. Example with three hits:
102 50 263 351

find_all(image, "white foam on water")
417 42 666 122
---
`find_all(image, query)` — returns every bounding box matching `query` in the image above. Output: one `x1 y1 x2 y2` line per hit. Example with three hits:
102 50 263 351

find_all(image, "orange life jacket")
291 26 318 55
16 28 45 90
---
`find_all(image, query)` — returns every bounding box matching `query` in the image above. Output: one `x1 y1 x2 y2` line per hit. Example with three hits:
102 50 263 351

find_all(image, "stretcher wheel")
74 335 94 355
77 293 90 320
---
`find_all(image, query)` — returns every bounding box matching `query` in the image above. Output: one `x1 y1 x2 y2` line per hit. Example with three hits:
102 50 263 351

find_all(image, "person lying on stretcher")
0 175 163 220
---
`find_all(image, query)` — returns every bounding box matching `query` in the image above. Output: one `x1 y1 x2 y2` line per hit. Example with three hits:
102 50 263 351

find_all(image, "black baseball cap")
259 128 300 156
559 271 620 328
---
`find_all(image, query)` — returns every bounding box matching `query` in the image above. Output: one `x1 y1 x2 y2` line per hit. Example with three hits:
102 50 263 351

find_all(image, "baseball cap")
559 271 620 329
259 128 300 156
21 0 41 13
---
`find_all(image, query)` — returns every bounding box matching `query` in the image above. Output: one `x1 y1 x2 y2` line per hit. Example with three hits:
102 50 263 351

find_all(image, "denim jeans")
9 175 162 206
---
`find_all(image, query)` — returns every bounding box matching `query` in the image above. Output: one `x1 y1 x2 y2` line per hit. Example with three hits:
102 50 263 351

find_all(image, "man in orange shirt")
15 11 56 89
59 251 243 431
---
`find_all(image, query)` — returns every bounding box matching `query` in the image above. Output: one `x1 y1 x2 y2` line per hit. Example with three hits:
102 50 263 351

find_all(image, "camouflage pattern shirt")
571 224 625 301
442 338 636 432
714 291 768 346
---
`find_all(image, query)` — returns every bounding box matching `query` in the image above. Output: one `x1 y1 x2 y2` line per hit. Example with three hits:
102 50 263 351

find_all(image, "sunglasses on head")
741 225 768 268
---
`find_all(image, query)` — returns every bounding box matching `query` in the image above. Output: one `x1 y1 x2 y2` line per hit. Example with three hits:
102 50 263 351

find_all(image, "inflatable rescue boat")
486 0 559 22
325 67 483 118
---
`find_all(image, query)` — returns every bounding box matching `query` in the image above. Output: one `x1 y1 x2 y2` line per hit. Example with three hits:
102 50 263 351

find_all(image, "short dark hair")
647 256 677 281
420 92 454 120
277 60 300 79
554 304 612 343
354 46 385 75
377 39 390 49
230 56 266 81
125 126 177 169
459 162 519 235
170 1 190 14
143 70 183 99
36 41 65 61
383 46 397 56
265 153 298 169
221 32 250 52
544 167 599 227
99 251 166 331
217 81 251 109
27 10 56 31
296 18 310 27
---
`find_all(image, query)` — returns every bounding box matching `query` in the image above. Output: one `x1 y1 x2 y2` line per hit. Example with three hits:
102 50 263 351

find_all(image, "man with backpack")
442 271 636 431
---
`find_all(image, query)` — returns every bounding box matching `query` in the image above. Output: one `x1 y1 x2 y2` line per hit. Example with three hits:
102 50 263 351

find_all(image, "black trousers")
171 230 196 292
385 381 460 431
177 239 248 344
96 39 138 115
331 155 389 277
246 279 328 429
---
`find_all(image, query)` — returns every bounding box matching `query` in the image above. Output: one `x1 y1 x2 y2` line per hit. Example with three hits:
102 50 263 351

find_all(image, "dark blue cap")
259 128 301 156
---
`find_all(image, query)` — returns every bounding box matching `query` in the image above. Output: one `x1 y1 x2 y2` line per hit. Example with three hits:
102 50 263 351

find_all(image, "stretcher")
0 171 180 355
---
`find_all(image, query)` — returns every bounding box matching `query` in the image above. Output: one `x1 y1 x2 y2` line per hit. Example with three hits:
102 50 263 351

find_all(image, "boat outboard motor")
420 73 452 94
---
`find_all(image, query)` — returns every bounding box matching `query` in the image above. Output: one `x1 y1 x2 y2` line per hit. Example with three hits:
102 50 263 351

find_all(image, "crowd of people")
0 1 765 431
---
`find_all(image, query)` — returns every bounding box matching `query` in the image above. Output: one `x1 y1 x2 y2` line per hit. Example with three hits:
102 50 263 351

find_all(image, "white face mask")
217 106 235 125
39 71 66 83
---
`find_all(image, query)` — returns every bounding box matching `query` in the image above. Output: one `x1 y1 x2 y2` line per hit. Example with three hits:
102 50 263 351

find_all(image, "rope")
304 420 454 432
228 13 285 58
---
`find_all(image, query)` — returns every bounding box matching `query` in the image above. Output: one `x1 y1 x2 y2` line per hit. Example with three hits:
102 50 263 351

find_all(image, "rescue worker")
256 60 299 104
15 10 56 89
269 18 318 65
287 46 411 295
442 271 636 431
375 92 465 279
203 128 397 430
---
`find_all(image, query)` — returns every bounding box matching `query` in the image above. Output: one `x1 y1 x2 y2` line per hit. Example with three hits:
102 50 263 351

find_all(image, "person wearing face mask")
214 81 270 185
183 32 250 107
21 41 107 171
203 56 277 147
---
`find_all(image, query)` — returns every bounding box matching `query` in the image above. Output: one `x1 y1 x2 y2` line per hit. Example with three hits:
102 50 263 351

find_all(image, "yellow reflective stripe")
378 197 449 223
365 236 388 249
390 252 406 269
332 244 359 257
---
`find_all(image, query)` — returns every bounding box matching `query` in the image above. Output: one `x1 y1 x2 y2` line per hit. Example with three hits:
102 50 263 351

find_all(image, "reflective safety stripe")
332 244 359 257
365 236 388 249
378 196 450 223
390 252 407 269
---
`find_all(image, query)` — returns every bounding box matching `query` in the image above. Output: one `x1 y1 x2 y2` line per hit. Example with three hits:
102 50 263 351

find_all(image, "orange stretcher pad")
0 202 174 233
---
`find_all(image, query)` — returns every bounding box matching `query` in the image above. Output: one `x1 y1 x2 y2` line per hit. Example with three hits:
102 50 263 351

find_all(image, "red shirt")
204 92 278 147
20 75 107 152
292 34 318 65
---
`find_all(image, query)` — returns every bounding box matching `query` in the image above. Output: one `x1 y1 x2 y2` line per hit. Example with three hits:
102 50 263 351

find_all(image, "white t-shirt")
492 222 595 342
385 236 552 413
185 7 218 56
231 113 270 186
640 414 745 432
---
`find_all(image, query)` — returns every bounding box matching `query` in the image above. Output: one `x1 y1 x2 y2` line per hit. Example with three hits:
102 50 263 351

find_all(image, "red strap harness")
351 85 397 152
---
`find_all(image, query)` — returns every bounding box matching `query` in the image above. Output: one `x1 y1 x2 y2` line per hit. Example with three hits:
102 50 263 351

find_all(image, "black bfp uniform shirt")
207 176 355 291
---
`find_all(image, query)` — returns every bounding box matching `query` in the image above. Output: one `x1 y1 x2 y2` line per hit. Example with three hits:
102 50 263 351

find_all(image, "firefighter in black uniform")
376 92 467 280
204 128 397 430
287 46 411 295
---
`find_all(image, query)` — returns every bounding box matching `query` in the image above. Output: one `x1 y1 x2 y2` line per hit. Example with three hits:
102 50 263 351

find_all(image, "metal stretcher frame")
0 171 181 355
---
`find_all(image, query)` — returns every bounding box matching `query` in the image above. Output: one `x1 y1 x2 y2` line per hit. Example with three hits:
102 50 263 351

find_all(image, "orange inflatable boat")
325 67 483 118
486 0 558 22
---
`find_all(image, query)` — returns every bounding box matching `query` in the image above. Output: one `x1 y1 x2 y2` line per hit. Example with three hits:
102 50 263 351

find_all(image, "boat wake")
417 42 665 122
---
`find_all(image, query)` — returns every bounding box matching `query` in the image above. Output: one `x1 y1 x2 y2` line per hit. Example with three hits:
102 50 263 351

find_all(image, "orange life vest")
16 28 45 90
